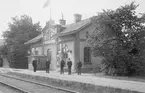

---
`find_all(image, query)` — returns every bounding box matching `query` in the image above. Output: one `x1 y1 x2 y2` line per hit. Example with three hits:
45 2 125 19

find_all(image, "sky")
0 0 144 38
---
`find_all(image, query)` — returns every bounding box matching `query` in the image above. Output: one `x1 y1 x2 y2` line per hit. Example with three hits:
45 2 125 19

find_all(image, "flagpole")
42 0 51 56
49 0 52 20
43 0 51 21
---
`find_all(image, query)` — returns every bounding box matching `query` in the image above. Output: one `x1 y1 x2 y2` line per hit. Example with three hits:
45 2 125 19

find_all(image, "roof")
57 18 91 36
24 34 42 44
25 18 92 44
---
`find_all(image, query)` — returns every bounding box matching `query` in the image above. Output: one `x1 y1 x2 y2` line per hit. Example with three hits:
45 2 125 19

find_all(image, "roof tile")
58 18 91 36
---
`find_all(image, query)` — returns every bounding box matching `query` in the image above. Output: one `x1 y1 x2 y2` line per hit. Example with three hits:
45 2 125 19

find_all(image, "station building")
25 14 106 72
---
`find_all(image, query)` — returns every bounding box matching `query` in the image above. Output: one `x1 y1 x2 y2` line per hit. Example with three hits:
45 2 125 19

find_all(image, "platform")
0 68 144 93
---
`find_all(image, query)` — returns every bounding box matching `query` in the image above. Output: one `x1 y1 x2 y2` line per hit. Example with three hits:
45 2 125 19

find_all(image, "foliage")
1 15 41 67
0 41 8 55
88 2 145 76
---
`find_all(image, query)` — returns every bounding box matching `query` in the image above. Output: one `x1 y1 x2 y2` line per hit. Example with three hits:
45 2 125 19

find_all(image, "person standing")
46 59 51 73
0 56 3 67
77 60 82 75
60 59 65 74
32 58 37 72
67 58 72 75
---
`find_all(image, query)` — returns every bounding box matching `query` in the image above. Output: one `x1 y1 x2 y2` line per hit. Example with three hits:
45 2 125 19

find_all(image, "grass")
92 72 145 83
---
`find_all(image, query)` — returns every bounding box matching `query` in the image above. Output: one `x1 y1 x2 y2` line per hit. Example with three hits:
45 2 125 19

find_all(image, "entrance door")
47 49 51 61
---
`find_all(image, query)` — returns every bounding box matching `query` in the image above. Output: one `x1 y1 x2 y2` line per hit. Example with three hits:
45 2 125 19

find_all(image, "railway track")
0 80 30 93
0 74 80 93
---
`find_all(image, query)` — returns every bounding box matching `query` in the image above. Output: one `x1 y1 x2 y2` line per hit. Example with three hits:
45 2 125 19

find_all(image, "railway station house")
25 14 111 72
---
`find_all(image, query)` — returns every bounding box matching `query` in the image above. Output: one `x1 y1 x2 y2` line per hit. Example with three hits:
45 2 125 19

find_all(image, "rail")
0 74 80 93
0 80 30 93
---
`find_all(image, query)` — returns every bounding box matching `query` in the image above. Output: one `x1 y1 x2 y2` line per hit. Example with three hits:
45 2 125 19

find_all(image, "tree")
88 2 145 76
2 15 41 68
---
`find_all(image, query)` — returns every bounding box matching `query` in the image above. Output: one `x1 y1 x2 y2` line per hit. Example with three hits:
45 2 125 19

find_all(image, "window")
63 52 68 58
84 47 91 64
32 48 35 55
35 50 38 55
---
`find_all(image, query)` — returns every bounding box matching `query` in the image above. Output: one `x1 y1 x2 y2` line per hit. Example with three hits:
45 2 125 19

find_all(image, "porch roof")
24 34 42 44
27 55 47 57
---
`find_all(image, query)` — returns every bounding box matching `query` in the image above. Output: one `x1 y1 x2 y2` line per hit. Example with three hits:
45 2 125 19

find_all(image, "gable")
43 26 57 41
79 23 96 40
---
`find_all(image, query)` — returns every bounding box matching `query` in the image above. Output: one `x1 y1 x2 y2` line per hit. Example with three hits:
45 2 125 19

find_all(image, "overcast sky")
0 0 144 38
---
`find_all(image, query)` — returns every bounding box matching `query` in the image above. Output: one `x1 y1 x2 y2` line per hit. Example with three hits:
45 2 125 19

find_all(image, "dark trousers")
46 66 50 73
33 66 37 72
78 68 81 75
68 67 71 75
60 67 64 74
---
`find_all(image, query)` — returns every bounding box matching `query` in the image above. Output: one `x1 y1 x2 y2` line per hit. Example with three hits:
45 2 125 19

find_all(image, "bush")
88 2 145 76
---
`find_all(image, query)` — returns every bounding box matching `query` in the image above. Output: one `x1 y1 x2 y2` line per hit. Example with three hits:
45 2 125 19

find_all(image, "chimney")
59 19 66 25
74 14 82 23
56 25 65 33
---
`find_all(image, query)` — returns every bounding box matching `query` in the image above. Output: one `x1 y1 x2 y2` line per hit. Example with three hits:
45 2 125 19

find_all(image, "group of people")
32 58 82 75
32 58 51 73
60 58 73 75
60 58 82 75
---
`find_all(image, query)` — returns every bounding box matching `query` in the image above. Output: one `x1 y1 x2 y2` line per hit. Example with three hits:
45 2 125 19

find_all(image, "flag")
43 0 50 8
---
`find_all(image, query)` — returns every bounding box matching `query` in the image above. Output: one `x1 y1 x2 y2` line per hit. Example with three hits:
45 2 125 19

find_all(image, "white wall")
58 34 76 70
67 41 75 64
28 56 33 70
2 55 9 68
44 43 57 70
79 24 95 39
62 41 75 70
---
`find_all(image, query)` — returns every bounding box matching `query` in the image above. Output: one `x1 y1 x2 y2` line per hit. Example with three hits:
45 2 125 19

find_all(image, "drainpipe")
73 32 80 72
42 33 45 55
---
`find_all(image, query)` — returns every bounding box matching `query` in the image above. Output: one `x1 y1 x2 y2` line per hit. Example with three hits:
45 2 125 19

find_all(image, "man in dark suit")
60 59 65 74
32 58 37 72
0 56 3 67
46 59 51 73
67 58 72 75
77 60 82 75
